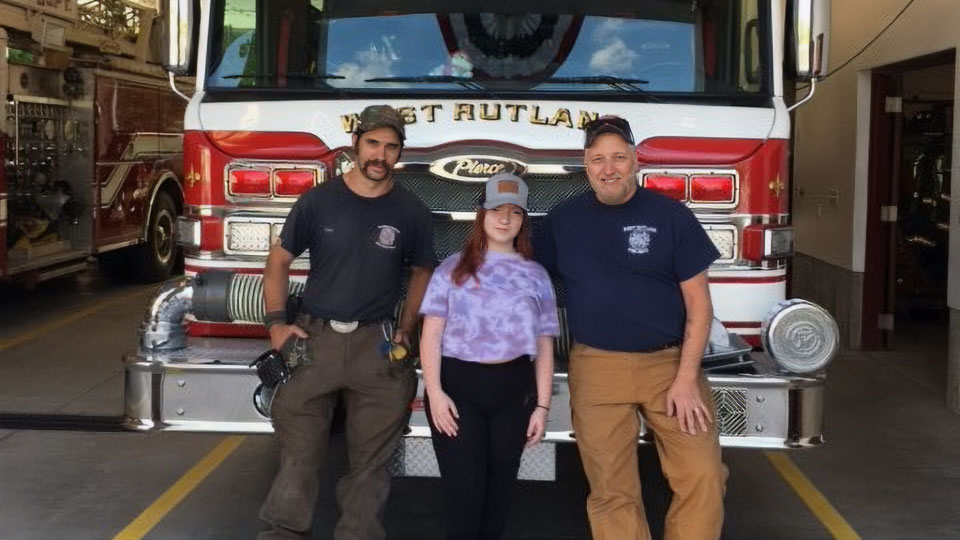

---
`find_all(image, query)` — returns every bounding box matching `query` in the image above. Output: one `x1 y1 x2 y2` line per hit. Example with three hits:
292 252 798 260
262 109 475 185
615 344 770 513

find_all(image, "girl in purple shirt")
420 172 560 539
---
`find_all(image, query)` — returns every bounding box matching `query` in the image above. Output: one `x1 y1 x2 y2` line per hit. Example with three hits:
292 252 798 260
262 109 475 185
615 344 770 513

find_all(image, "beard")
590 177 635 205
359 159 391 182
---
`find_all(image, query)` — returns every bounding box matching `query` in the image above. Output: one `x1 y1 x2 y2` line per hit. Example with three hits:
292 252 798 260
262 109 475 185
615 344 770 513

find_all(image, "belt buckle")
329 320 359 333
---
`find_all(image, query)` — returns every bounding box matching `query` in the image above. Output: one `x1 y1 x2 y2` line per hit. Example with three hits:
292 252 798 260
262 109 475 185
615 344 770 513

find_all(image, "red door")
862 73 900 350
94 76 161 249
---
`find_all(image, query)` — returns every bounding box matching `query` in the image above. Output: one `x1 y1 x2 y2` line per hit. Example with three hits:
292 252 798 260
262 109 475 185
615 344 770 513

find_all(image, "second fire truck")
0 0 185 285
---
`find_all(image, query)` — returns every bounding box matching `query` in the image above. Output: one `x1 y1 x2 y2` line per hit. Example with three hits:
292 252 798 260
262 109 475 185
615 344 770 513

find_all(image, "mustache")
362 159 389 171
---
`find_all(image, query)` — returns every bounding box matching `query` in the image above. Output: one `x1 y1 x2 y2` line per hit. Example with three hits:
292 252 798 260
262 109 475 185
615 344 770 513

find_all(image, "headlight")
703 225 737 262
762 299 839 374
227 222 272 252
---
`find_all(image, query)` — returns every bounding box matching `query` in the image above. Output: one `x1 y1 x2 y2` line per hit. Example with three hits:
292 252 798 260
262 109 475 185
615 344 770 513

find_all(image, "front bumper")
124 337 825 479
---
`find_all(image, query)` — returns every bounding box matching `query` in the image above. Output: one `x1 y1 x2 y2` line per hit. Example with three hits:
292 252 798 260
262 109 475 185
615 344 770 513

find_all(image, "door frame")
862 49 956 349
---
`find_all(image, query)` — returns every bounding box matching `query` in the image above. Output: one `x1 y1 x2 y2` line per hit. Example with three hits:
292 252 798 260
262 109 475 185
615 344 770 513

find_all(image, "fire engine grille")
712 387 748 437
431 218 474 262
396 171 591 213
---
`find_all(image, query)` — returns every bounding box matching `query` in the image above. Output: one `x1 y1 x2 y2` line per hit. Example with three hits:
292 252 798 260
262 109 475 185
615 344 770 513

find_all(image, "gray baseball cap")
482 172 529 211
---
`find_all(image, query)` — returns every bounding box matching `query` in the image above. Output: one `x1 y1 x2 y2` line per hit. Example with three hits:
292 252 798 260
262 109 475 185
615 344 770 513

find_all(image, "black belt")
635 339 683 354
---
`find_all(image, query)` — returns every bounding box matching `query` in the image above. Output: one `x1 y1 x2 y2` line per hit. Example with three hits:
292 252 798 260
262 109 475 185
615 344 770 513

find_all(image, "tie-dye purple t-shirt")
420 251 561 363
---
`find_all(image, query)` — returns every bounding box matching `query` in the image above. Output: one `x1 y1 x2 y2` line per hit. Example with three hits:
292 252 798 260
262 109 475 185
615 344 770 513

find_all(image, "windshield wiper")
364 75 483 90
543 75 648 90
366 74 654 94
541 75 660 101
220 73 345 80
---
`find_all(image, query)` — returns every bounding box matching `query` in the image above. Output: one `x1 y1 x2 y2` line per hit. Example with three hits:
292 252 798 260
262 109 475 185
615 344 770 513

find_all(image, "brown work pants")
259 320 415 539
569 344 727 540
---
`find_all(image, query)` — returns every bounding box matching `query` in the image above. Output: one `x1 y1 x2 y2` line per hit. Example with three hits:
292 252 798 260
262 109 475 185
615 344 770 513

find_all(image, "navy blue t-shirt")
279 176 435 322
535 188 719 352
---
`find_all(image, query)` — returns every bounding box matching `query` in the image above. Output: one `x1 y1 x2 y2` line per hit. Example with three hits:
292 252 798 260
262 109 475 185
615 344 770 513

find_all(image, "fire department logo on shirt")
624 225 657 254
375 225 400 249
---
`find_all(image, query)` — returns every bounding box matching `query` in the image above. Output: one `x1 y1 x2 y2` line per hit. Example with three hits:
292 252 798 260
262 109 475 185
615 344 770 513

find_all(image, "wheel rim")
154 209 174 266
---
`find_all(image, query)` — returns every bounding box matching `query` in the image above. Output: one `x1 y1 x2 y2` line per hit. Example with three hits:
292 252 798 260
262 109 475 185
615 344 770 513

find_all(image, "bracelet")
535 404 550 411
263 310 288 328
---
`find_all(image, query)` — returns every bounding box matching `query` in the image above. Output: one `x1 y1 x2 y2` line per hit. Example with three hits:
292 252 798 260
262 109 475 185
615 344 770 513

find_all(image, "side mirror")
162 0 198 76
787 0 831 81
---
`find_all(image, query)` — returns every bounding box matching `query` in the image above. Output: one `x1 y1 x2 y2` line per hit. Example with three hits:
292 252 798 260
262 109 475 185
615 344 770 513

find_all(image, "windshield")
206 0 768 97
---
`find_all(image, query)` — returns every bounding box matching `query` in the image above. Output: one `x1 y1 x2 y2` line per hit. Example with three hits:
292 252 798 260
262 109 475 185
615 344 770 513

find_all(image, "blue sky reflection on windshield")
323 15 696 91
209 13 697 92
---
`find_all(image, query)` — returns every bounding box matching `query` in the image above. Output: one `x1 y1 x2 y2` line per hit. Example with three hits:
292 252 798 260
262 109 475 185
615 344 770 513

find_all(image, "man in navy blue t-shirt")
537 116 726 540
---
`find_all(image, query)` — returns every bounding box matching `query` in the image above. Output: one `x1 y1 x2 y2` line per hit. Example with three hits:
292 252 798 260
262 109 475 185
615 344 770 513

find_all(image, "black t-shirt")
279 176 435 321
535 188 719 352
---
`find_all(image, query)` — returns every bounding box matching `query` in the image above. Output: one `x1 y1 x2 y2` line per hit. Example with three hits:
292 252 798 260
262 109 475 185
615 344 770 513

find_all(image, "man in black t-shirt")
536 116 726 540
258 105 434 539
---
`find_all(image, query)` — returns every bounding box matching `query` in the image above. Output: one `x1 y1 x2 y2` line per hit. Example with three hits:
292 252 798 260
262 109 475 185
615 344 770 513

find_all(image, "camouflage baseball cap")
356 105 406 141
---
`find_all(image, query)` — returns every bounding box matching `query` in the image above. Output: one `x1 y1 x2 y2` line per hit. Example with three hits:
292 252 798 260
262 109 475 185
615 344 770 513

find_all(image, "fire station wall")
791 0 960 349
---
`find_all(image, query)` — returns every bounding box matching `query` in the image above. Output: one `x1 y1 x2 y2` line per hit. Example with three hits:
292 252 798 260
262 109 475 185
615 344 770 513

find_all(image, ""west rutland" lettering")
340 104 598 133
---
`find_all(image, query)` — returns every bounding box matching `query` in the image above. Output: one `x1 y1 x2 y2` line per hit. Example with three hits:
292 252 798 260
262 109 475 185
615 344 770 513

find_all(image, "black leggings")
424 355 535 540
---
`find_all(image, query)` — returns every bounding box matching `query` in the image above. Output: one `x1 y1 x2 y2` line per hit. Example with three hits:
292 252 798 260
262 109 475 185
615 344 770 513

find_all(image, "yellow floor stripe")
113 436 246 540
0 289 148 353
765 452 860 540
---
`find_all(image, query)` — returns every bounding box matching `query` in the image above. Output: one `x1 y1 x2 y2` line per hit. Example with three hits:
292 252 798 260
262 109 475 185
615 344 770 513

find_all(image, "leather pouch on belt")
249 349 290 388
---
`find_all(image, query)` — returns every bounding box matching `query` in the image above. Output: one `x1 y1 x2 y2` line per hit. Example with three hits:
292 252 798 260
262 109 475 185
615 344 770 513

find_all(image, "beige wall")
792 0 960 309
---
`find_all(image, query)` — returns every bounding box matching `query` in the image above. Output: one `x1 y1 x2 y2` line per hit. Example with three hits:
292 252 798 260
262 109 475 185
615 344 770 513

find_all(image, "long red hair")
451 208 533 286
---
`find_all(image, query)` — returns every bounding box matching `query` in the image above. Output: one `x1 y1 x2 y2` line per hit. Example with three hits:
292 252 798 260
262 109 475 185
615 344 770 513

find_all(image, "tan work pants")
569 344 727 540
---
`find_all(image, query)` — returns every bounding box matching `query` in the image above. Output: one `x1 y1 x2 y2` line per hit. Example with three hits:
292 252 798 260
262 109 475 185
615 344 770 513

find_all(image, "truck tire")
137 191 179 282
639 441 672 540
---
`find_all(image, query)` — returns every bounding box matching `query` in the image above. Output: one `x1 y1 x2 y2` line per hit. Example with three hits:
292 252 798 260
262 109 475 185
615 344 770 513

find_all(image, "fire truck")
125 0 839 481
0 0 185 285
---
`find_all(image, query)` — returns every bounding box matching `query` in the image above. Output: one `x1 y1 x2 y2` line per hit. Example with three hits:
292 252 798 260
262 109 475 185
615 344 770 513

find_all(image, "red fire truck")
125 0 839 482
0 0 185 285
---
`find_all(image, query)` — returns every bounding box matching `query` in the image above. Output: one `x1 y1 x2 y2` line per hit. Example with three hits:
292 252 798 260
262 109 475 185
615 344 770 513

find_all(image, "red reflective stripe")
721 321 763 328
188 321 269 338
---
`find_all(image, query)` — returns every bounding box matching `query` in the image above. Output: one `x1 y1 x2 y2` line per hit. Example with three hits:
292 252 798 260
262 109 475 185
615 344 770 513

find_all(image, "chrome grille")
397 171 591 213
713 387 748 436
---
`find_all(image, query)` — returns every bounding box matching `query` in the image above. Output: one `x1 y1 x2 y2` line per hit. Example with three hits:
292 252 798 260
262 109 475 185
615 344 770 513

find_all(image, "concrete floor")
0 271 958 539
